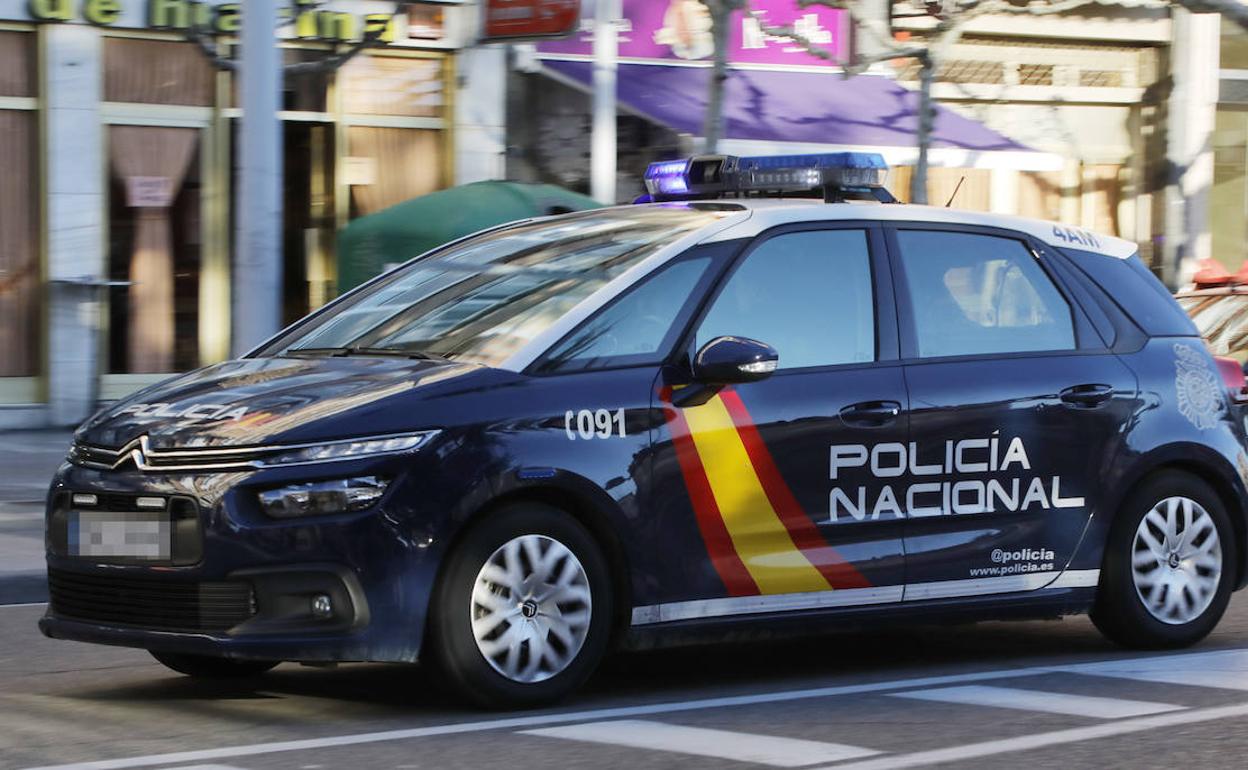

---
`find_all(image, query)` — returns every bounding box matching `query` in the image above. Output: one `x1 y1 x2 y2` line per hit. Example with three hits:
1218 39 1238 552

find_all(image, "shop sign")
125 176 175 208
18 0 401 45
482 0 580 42
537 0 848 67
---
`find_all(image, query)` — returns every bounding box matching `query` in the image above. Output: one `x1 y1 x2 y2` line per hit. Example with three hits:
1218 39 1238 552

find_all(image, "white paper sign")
125 176 175 208
344 156 379 186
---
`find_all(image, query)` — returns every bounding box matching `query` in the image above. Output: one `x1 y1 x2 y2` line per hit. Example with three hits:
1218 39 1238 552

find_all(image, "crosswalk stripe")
890 685 1184 718
1058 648 1248 692
521 719 880 767
809 701 1248 770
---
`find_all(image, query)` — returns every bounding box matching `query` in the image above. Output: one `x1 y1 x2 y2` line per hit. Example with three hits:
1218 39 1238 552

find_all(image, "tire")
427 502 614 709
1091 470 1237 649
150 651 279 679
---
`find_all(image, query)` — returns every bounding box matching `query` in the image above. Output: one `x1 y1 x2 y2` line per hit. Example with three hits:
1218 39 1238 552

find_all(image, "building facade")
510 0 1227 289
0 0 507 428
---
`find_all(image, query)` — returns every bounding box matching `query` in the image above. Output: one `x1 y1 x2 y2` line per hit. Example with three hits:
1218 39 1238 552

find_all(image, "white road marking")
1058 648 1248 691
522 719 879 767
810 701 1248 770
153 766 248 770
20 647 1248 770
0 602 47 609
892 685 1183 719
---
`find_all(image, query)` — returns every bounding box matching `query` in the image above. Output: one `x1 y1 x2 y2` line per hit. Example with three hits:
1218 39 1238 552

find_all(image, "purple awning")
542 60 1030 152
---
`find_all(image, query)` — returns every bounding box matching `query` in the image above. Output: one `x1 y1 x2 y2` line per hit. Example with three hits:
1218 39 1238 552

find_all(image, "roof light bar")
643 152 894 203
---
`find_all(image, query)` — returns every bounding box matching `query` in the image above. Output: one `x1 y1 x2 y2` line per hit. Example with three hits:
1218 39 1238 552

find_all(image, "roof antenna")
945 176 966 208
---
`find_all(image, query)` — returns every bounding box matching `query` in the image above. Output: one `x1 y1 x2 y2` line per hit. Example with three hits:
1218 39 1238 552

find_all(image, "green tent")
336 180 602 292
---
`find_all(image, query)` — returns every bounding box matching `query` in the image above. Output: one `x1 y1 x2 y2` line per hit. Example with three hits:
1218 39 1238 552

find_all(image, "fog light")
257 476 389 518
71 493 98 507
310 593 333 619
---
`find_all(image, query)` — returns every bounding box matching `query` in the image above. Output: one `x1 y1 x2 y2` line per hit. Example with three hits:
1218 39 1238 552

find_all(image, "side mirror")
692 336 779 385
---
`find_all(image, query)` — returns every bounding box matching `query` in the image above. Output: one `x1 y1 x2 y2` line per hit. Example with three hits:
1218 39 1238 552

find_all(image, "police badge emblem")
1175 343 1226 430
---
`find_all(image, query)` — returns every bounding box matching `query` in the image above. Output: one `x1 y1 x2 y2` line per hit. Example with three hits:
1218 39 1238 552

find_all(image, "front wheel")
150 651 279 679
1092 471 1237 649
427 503 614 708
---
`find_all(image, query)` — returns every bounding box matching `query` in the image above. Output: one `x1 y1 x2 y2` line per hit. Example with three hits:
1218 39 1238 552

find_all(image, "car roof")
666 199 1138 260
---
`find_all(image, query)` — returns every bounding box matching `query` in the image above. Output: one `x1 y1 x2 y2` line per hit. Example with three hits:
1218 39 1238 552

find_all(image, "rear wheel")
1092 471 1236 648
150 651 279 679
427 502 613 708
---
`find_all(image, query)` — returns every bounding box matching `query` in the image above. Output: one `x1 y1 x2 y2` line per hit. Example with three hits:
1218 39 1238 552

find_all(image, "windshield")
1179 293 1248 363
259 207 730 368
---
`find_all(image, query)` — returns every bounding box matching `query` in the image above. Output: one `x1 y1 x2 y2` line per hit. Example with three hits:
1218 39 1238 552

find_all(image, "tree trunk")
911 54 935 205
703 0 732 153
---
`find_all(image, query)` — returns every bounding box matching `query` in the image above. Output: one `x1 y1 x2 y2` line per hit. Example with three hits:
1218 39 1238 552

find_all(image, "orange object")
1193 258 1234 288
1235 260 1248 286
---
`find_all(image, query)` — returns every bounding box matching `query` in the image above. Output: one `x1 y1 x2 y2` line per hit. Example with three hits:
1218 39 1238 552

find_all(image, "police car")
43 153 1248 708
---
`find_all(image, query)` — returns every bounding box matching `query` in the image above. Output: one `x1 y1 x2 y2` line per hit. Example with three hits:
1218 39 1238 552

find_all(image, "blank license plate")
70 511 171 561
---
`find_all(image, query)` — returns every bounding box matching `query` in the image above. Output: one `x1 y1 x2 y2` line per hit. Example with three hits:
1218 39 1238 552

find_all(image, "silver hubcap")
471 534 592 683
1132 496 1222 625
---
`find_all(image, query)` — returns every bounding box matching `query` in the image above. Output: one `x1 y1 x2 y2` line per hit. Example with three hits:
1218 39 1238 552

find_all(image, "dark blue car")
42 155 1248 707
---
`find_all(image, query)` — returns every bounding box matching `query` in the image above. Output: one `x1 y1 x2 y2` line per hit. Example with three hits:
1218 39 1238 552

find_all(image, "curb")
0 570 47 605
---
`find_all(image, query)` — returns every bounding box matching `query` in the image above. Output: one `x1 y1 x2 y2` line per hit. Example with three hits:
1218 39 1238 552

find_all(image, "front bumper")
39 456 452 663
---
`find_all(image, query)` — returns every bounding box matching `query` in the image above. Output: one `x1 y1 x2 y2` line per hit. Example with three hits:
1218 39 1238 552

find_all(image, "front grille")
68 437 276 472
49 568 255 632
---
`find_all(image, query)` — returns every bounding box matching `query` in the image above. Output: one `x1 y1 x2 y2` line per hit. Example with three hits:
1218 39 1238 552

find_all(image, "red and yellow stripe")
665 388 870 596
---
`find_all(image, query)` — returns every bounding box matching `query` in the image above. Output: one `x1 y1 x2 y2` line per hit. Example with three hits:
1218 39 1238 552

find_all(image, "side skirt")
621 583 1098 652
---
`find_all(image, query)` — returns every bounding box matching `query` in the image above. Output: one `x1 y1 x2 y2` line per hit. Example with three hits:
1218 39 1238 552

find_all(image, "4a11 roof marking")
829 434 1086 522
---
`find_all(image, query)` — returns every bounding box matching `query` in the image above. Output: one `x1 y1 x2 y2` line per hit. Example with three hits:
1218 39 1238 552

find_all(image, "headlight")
262 432 437 467
258 476 390 518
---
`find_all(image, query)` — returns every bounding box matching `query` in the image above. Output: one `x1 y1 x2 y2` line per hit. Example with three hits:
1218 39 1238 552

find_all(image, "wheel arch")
1107 444 1248 590
435 474 636 647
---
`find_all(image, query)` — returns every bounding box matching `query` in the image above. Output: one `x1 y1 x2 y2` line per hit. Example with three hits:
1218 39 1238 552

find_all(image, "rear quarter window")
1060 249 1199 337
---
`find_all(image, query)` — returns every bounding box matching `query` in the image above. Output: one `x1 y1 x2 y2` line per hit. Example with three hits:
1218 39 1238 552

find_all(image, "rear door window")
894 230 1076 358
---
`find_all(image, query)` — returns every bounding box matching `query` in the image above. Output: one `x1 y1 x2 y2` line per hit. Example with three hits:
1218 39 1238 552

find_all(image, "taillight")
1213 356 1248 402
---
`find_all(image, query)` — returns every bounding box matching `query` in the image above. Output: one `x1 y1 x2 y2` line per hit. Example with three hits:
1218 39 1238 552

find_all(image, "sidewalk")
0 430 71 603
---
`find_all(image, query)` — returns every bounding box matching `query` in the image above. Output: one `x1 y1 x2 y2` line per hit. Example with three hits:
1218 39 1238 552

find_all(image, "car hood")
76 356 512 449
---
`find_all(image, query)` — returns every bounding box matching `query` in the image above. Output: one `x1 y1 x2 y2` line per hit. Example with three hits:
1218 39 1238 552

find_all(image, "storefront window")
407 5 446 41
1223 19 1248 70
0 31 39 380
340 54 444 117
1212 110 1248 272
104 38 215 106
347 127 443 218
106 127 203 374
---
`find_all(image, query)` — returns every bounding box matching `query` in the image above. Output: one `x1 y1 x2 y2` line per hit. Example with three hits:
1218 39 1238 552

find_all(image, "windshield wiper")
284 346 450 363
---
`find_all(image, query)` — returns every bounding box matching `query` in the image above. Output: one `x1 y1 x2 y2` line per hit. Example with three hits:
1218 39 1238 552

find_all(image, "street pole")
232 0 284 356
591 0 618 204
703 0 731 154
911 53 934 205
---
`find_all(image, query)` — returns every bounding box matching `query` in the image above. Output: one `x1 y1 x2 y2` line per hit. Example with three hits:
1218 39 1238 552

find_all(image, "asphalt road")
5 595 1248 770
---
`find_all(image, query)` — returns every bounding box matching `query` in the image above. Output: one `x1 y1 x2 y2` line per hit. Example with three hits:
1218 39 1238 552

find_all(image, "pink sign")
538 0 848 67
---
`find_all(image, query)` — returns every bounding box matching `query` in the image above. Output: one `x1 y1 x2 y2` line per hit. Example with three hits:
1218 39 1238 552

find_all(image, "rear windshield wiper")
283 346 450 363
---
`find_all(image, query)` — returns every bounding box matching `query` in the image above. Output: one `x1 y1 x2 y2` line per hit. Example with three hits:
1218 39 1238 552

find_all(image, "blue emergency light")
642 152 895 203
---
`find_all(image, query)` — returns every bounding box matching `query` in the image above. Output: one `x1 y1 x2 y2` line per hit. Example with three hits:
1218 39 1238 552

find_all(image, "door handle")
840 400 902 428
1060 384 1114 409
